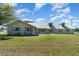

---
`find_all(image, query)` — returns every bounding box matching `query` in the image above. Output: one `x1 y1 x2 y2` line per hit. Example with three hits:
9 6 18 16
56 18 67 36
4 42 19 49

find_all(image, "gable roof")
3 20 37 28
28 22 51 29
53 23 65 29
3 19 75 30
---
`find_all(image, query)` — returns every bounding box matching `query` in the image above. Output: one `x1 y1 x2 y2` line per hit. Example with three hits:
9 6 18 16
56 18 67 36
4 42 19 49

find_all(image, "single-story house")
2 20 74 35
0 25 7 35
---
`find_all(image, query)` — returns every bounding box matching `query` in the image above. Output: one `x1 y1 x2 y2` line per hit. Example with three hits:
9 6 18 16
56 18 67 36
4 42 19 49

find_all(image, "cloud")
51 3 69 11
0 3 18 7
15 8 31 15
36 18 45 22
50 3 71 24
50 14 78 26
57 16 79 27
50 14 65 22
73 23 79 26
64 19 79 27
51 3 70 15
57 7 70 15
62 7 70 14
34 3 46 11
73 20 79 23
21 18 33 21
50 14 54 17
59 19 72 25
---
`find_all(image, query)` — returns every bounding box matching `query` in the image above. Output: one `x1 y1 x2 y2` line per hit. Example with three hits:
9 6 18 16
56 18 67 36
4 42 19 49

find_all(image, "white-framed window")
12 27 20 34
12 27 20 31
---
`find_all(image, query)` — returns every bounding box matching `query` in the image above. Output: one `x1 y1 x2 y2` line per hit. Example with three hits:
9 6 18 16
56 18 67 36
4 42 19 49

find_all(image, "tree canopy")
24 20 33 23
0 5 18 25
74 28 79 32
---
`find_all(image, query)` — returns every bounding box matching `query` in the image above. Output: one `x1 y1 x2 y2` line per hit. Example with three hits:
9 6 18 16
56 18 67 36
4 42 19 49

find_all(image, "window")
49 29 52 32
11 27 20 35
12 27 20 32
40 29 45 32
58 29 62 32
27 27 30 31
66 29 69 32
30 27 33 32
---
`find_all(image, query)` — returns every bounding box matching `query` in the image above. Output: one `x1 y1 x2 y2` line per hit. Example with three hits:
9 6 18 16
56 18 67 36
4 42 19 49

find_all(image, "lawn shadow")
0 36 12 41
8 35 39 37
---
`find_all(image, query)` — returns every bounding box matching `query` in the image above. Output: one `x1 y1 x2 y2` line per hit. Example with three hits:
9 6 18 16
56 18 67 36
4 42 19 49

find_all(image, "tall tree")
0 4 18 25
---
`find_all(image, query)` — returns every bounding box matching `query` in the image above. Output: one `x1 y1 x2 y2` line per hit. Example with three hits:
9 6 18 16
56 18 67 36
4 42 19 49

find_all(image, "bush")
0 31 8 40
0 35 8 40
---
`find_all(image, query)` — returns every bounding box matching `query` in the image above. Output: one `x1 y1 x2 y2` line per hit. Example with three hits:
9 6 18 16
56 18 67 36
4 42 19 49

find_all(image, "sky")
1 3 79 28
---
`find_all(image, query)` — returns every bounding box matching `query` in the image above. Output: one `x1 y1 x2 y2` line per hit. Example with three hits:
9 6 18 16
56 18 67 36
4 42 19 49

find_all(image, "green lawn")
0 34 79 56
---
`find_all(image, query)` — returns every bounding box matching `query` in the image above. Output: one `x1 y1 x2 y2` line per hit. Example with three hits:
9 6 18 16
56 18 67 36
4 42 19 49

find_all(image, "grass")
0 34 79 55
0 32 6 35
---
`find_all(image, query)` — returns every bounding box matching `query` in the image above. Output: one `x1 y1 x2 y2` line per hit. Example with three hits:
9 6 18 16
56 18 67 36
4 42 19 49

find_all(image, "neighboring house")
3 20 74 35
0 25 7 35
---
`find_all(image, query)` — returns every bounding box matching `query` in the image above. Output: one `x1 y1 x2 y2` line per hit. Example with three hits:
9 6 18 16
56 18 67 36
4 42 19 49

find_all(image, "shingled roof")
53 23 65 29
28 22 51 29
3 19 75 30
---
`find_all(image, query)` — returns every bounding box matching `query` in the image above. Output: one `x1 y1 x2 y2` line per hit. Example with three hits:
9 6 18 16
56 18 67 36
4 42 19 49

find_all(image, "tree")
61 22 65 27
0 5 18 25
48 23 53 27
74 28 79 32
24 20 33 23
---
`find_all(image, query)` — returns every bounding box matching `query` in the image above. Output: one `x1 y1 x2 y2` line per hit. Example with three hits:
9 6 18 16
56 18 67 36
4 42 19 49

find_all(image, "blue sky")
1 3 79 28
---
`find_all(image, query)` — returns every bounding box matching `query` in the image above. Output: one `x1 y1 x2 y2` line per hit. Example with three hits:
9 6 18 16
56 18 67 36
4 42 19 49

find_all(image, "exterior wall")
7 21 37 35
50 25 74 34
52 29 74 34
7 21 74 35
37 29 51 34
63 29 74 34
